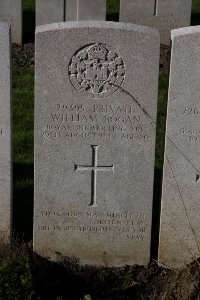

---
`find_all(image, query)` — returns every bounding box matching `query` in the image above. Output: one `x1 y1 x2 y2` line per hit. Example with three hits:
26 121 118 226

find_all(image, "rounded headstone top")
36 20 159 37
171 25 200 40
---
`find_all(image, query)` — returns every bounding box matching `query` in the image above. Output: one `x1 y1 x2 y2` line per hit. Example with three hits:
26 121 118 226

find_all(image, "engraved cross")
75 145 114 207
154 0 158 16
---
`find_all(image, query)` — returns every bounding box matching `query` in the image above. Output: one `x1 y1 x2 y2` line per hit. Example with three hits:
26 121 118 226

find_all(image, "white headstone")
159 26 200 267
0 23 12 242
37 0 106 24
65 0 77 21
36 0 65 26
77 0 106 21
120 0 192 45
34 21 160 266
0 0 22 44
65 0 107 21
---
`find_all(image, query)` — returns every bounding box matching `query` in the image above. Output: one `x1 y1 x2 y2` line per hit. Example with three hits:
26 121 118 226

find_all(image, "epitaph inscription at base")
34 22 160 266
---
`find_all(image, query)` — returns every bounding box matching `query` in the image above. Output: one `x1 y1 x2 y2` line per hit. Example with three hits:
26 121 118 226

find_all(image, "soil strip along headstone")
0 23 12 242
159 26 200 268
120 0 192 46
34 21 160 266
0 0 22 44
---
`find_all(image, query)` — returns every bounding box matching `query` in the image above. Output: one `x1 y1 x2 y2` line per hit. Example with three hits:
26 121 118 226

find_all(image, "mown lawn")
193 0 200 13
13 0 200 239
4 1 200 297
13 67 34 238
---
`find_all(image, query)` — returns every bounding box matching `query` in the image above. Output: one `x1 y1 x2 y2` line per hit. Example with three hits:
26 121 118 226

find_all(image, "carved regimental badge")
69 43 125 98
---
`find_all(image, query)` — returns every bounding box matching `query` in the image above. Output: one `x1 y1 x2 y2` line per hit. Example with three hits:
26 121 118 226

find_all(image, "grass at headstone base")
193 0 200 13
23 0 35 10
1 0 200 299
11 49 169 300
0 240 32 299
13 66 34 238
23 0 35 43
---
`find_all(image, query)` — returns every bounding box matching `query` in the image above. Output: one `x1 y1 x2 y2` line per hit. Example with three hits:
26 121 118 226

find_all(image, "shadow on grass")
106 13 119 22
23 10 35 44
106 0 119 21
29 253 148 300
191 13 200 26
29 250 200 300
13 162 34 240
151 169 163 261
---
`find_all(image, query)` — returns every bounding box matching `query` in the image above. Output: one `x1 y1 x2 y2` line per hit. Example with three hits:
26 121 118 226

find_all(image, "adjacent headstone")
120 0 192 45
36 0 65 26
34 21 160 266
65 0 77 21
159 26 200 267
0 23 12 242
37 0 106 25
77 0 106 21
0 0 22 44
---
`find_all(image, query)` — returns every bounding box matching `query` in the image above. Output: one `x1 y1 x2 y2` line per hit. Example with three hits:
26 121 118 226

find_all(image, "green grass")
23 0 35 43
12 0 200 238
13 67 34 165
107 0 120 21
2 0 200 295
0 242 32 299
12 67 168 238
23 0 35 11
13 67 34 238
155 71 169 171
192 0 200 14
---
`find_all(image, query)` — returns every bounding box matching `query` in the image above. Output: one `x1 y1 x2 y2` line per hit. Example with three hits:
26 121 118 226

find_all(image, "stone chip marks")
34 21 160 266
0 23 12 243
120 0 192 45
159 26 200 268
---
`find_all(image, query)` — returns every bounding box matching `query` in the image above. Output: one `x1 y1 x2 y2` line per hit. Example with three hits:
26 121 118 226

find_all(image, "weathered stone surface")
37 0 106 24
65 0 77 21
120 0 192 45
0 0 22 44
0 23 12 242
159 26 200 268
34 21 160 266
77 0 106 21
36 0 64 26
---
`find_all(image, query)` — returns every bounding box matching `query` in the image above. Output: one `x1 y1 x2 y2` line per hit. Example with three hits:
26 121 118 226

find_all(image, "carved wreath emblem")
68 43 125 98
